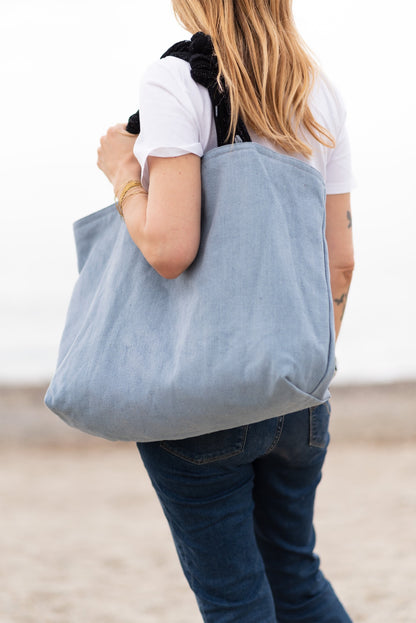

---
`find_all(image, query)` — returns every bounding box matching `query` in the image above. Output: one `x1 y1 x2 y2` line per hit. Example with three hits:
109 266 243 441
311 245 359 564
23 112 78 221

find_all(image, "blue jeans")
137 402 352 622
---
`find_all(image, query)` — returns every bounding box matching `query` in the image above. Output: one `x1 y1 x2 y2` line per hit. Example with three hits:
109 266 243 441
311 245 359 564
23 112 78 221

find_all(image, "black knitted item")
126 32 251 147
125 110 141 135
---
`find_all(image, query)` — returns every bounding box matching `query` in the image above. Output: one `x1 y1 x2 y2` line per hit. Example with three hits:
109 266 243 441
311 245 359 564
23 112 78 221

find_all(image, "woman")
97 1 355 621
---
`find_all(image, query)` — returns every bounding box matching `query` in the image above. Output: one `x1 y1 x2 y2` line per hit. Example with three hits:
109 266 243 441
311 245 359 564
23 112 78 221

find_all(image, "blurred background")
0 2 415 622
0 0 415 385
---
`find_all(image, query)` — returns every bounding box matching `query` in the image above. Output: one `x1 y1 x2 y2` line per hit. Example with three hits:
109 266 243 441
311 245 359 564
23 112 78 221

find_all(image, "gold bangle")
115 179 145 217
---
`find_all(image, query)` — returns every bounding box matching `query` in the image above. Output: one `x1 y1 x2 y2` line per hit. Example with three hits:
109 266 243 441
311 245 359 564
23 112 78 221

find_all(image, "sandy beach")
1 382 415 623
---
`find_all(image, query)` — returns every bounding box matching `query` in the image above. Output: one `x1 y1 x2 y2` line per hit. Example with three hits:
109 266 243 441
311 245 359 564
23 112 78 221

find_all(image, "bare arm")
97 124 202 279
325 193 355 341
121 153 201 279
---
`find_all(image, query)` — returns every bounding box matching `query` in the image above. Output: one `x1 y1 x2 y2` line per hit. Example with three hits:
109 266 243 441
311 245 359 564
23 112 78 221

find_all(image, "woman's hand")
97 123 141 194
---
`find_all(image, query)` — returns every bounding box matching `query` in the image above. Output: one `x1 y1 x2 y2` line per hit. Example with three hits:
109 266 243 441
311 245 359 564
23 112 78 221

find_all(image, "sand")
0 383 415 622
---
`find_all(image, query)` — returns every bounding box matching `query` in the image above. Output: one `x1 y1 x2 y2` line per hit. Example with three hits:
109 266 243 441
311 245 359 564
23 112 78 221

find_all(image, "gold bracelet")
115 179 145 217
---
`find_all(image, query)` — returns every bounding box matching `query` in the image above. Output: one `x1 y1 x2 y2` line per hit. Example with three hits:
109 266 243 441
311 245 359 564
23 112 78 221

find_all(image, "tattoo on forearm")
347 211 352 229
334 283 351 333
334 291 349 328
334 293 347 306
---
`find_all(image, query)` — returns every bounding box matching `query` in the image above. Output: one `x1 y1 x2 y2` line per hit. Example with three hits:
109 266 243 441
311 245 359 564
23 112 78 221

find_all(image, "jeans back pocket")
160 425 249 465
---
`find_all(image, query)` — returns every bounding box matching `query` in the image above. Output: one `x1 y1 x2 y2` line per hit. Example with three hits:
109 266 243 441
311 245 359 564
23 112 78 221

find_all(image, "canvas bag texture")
44 140 335 442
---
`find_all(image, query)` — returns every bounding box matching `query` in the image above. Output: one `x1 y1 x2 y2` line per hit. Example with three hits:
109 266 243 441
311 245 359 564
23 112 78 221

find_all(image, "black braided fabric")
125 110 141 135
126 32 251 147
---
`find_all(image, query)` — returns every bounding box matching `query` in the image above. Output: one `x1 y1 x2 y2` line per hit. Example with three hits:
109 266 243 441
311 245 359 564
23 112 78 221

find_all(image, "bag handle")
125 32 251 147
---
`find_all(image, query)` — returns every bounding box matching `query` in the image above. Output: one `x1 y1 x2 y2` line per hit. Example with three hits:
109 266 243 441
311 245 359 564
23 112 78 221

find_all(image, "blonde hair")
171 0 335 157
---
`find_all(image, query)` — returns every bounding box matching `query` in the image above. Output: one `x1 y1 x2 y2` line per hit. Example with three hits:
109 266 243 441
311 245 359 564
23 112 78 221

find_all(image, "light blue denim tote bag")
44 34 336 442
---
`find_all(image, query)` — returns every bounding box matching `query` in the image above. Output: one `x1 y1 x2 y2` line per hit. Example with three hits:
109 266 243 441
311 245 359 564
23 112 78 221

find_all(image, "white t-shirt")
134 55 355 194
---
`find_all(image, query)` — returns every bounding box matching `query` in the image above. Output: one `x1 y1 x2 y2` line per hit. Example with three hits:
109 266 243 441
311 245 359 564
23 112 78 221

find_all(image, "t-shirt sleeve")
325 113 357 194
133 58 204 191
322 79 357 194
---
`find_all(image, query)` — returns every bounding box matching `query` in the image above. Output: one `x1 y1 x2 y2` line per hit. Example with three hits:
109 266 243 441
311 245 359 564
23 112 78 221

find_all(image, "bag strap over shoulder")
126 31 251 148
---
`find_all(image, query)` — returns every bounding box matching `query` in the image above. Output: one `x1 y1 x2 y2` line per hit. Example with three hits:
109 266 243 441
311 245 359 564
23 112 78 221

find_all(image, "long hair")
171 0 335 157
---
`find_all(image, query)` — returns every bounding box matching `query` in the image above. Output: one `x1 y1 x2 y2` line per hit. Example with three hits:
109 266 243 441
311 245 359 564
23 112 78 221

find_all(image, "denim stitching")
309 402 330 448
309 407 321 448
159 425 249 465
262 416 285 457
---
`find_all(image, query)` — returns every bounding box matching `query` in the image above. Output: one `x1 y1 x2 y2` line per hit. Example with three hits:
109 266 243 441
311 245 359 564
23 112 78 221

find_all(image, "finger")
108 123 125 135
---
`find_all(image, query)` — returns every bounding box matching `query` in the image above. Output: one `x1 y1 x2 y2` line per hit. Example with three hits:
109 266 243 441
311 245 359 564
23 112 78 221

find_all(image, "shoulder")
141 55 189 77
140 56 198 98
309 70 348 138
138 55 212 127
